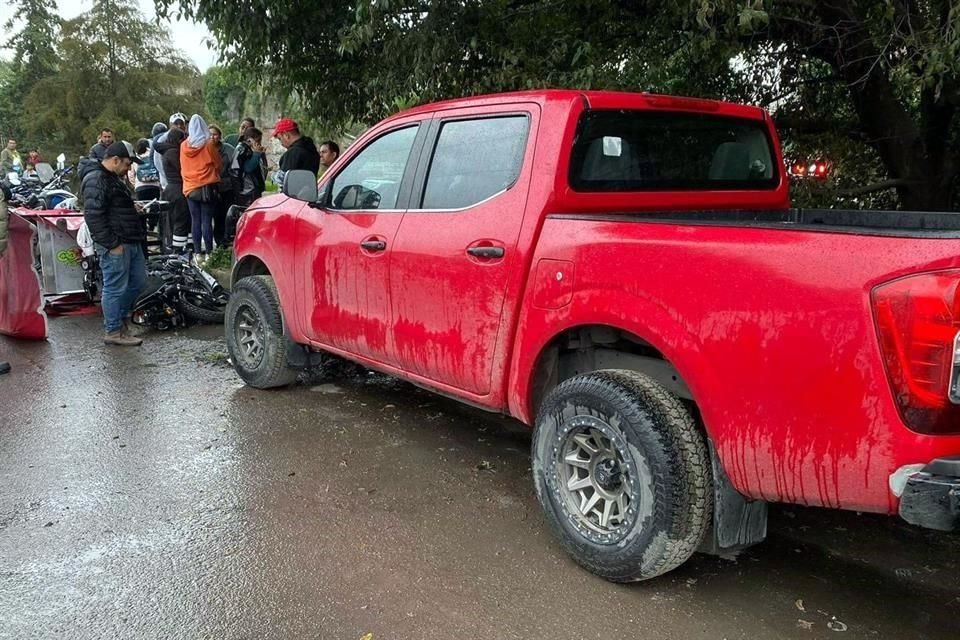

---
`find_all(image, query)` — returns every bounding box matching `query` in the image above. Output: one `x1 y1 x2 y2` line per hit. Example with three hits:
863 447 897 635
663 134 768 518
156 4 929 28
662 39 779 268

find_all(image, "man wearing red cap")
274 118 321 177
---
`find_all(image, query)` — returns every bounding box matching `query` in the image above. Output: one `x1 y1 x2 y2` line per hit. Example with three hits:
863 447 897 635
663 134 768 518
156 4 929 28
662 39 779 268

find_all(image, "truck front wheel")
225 276 300 389
532 370 711 581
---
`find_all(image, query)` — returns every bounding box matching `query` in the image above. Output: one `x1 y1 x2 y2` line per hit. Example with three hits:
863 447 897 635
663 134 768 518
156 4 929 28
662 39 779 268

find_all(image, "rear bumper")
899 456 960 532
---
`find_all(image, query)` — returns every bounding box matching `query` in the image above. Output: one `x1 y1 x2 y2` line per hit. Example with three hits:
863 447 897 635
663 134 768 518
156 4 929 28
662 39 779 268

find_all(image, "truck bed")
514 211 960 513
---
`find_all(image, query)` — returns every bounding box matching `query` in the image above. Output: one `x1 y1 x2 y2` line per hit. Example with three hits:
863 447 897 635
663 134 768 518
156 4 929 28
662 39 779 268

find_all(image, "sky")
0 0 218 71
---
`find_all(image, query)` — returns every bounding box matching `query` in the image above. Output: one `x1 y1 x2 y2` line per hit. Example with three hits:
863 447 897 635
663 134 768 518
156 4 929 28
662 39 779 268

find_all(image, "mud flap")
699 441 768 554
284 335 325 368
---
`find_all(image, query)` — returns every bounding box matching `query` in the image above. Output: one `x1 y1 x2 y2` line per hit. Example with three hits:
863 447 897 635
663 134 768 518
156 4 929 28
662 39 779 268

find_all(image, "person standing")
180 114 222 262
318 140 340 177
130 139 161 201
80 142 147 346
224 117 255 147
0 138 22 175
89 128 115 161
208 125 235 247
149 122 169 188
274 118 320 176
152 114 186 190
155 128 190 253
232 127 267 207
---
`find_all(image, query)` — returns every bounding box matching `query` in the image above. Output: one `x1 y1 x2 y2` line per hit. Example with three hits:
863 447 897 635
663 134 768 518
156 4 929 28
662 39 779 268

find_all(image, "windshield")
569 110 779 192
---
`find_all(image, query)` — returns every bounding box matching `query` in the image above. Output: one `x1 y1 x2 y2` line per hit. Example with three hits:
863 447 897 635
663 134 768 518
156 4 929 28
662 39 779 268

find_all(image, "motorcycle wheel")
178 290 227 324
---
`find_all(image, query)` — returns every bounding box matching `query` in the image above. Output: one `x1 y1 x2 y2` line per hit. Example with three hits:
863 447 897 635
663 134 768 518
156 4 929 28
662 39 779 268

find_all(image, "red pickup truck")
226 90 960 581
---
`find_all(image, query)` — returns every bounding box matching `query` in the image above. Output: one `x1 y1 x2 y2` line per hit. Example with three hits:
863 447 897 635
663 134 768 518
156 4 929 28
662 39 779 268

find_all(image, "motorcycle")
130 254 230 330
79 249 229 331
7 163 76 209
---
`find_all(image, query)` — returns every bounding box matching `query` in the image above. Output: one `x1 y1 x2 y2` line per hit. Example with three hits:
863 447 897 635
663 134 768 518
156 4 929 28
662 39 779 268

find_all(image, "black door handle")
467 246 505 259
360 240 387 252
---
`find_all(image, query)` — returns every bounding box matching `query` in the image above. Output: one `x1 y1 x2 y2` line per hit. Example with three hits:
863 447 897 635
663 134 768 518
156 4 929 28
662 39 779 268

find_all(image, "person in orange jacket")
180 114 222 261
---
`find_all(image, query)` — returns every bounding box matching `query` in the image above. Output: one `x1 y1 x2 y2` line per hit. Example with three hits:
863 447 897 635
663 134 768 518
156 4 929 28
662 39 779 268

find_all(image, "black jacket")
155 136 184 186
89 142 109 161
80 159 143 249
279 136 320 176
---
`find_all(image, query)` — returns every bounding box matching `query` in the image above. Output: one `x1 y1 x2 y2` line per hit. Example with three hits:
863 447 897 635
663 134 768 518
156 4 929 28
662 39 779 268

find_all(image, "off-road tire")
532 370 712 582
225 275 299 388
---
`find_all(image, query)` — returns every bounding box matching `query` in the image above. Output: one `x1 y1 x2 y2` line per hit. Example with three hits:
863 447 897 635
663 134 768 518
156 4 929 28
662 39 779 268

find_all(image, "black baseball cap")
105 141 142 163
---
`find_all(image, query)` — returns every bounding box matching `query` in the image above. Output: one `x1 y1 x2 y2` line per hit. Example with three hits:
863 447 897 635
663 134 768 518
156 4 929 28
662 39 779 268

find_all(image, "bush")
205 245 233 270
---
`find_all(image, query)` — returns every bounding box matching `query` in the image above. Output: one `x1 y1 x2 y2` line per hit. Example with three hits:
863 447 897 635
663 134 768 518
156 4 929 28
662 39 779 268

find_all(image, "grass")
205 246 233 271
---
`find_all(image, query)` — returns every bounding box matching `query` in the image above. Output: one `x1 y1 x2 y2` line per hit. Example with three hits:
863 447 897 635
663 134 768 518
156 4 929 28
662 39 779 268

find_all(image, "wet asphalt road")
1 315 959 640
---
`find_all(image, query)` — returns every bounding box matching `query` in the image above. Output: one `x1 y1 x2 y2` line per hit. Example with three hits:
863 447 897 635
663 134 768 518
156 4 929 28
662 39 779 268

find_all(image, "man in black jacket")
274 118 321 177
89 128 115 161
81 142 146 346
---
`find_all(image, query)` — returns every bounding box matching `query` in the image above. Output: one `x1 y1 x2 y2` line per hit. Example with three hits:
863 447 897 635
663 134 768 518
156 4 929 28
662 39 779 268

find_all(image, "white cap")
169 112 187 125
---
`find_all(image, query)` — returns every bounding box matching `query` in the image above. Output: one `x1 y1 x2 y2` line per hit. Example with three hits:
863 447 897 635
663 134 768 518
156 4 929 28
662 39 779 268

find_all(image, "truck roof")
387 89 768 123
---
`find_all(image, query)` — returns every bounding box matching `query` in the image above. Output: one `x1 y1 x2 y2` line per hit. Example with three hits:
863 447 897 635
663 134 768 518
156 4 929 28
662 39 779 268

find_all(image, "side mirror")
282 169 319 203
333 184 382 210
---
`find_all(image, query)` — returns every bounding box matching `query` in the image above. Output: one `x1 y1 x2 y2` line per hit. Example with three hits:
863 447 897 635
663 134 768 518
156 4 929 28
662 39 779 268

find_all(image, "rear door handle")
360 240 387 252
466 246 505 259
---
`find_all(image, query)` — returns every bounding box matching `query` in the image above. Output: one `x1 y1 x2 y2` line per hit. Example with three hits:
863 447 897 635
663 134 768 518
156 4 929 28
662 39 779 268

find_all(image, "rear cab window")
569 110 779 192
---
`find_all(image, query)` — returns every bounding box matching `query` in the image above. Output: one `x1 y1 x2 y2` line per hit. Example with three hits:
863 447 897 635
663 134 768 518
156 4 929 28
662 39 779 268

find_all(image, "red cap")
272 118 298 137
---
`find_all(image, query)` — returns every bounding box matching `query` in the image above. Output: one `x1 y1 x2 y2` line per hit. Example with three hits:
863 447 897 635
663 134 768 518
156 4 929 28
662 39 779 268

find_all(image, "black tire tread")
178 291 226 324
533 369 712 582
226 275 298 388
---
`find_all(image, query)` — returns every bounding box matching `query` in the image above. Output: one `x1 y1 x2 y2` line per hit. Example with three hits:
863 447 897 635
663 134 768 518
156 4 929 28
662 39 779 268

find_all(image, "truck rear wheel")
225 276 299 389
532 370 711 581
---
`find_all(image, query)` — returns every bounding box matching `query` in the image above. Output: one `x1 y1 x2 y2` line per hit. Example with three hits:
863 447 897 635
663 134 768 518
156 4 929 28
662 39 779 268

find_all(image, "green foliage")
156 0 958 210
9 0 204 160
203 245 232 270
1 0 61 146
203 65 246 125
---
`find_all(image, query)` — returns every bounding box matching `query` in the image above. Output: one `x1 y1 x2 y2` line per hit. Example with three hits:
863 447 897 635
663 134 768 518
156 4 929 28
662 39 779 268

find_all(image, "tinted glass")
330 125 418 210
421 116 529 209
569 110 778 191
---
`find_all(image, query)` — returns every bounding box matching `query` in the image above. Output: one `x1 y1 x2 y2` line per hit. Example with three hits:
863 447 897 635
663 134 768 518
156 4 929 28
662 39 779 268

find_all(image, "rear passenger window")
420 116 529 210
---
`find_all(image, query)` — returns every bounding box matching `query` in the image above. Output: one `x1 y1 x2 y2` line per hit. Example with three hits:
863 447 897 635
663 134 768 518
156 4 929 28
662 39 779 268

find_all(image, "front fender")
231 201 308 344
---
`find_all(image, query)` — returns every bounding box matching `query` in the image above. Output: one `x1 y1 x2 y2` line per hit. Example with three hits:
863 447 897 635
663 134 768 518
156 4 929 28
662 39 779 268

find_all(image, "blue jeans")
96 242 146 333
187 199 216 253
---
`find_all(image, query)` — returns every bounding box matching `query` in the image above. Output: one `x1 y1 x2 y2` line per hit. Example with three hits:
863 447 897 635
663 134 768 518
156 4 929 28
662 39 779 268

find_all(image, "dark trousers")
214 190 233 246
163 183 190 250
188 199 216 254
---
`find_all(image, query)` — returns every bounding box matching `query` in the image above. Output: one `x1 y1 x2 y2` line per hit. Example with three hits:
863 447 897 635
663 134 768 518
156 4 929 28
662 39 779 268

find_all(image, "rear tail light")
872 271 960 434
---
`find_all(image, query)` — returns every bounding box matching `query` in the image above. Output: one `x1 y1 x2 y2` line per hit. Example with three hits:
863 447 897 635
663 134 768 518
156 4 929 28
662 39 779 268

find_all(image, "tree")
0 0 61 142
24 0 205 158
203 65 247 125
158 0 959 210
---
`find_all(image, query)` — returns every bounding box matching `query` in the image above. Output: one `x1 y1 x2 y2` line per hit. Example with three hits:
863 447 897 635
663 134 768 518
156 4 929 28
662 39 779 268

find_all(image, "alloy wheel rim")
553 416 639 544
235 303 265 368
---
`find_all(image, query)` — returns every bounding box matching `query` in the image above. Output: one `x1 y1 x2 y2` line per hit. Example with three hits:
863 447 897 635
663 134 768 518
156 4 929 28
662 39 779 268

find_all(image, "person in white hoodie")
180 114 222 262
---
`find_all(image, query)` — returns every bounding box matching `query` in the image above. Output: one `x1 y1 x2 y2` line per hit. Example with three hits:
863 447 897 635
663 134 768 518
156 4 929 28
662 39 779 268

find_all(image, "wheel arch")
523 323 705 428
232 254 271 283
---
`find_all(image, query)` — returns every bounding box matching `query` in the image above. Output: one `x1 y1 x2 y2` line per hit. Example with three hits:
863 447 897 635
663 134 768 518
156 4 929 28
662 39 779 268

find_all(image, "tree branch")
838 179 908 196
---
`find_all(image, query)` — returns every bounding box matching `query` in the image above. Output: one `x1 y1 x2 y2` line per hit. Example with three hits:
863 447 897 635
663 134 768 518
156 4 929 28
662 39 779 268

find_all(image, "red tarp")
15 208 85 231
0 212 48 340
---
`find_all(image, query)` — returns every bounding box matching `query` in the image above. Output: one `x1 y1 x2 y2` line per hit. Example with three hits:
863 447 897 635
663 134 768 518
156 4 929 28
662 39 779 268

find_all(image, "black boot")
0 362 10 375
